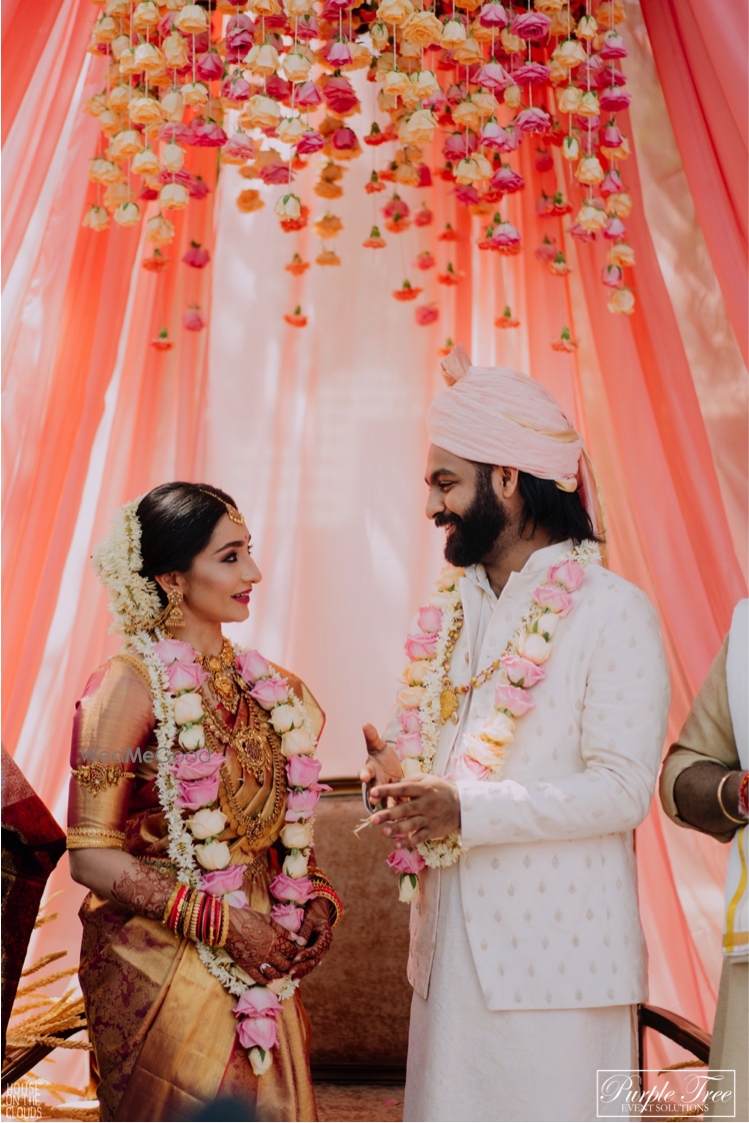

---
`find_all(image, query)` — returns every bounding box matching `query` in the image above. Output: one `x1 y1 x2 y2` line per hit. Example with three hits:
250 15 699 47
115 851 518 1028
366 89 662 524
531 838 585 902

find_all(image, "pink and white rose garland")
134 633 325 1078
387 542 600 902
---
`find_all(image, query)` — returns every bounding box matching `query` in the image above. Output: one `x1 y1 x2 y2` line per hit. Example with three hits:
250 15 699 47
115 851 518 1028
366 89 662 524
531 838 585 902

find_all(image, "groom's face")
425 446 510 567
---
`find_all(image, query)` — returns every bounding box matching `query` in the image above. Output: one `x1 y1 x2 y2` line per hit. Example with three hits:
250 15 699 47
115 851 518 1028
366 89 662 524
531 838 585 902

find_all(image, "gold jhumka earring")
135 588 185 635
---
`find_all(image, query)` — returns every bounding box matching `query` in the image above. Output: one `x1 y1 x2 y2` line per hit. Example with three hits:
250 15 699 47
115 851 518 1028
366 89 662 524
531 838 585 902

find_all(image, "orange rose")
316 249 341 266
401 11 443 47
237 189 265 214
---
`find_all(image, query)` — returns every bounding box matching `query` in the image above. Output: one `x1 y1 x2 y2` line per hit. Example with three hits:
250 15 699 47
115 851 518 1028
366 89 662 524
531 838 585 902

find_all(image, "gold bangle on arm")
217 900 230 947
717 772 746 826
162 884 182 927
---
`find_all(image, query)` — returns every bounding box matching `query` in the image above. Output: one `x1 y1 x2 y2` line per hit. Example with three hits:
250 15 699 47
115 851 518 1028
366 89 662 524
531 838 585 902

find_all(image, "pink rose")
287 755 322 788
236 1016 279 1052
265 73 291 101
295 80 322 109
224 889 249 909
599 85 631 112
480 121 508 150
515 107 551 133
331 127 358 154
448 753 490 783
199 863 245 895
182 242 211 269
511 10 550 40
167 660 209 693
547 559 585 592
490 166 524 194
191 120 227 148
599 30 627 59
236 650 272 684
533 586 575 616
395 732 423 760
500 654 547 688
327 41 352 65
188 175 210 202
514 61 551 86
535 238 557 264
443 131 476 161
475 61 511 89
223 131 255 163
296 129 325 156
417 605 443 633
601 122 624 148
158 122 193 145
494 683 536 717
259 162 294 186
491 222 521 249
250 676 288 709
398 710 422 734
269 902 305 933
478 4 508 29
174 750 225 780
183 307 206 332
387 848 426 875
405 632 439 660
415 303 439 327
221 74 251 102
322 75 359 115
269 873 315 904
234 987 283 1019
175 775 220 810
601 170 624 197
153 638 196 665
285 786 323 821
602 264 623 288
534 149 553 173
604 217 627 241
196 50 225 80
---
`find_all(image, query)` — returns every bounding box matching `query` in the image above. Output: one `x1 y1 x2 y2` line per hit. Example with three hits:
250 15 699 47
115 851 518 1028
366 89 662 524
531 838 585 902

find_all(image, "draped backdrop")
2 0 747 1078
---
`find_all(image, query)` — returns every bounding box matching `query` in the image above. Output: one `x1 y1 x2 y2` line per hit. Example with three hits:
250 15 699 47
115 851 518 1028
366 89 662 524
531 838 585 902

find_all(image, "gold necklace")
438 605 502 725
195 637 241 712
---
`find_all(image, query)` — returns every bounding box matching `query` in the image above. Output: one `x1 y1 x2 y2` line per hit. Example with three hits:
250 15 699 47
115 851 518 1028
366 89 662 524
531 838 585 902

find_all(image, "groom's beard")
435 470 510 567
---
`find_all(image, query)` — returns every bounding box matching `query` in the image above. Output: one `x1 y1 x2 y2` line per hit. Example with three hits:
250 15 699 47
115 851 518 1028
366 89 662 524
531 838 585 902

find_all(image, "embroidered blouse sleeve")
456 586 671 848
67 656 155 850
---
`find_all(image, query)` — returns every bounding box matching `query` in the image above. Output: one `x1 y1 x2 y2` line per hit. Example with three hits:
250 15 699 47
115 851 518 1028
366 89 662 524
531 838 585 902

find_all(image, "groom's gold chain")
438 604 503 724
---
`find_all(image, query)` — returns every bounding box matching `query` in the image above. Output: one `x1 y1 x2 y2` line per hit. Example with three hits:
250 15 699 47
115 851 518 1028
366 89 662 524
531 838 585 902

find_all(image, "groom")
361 346 671 1123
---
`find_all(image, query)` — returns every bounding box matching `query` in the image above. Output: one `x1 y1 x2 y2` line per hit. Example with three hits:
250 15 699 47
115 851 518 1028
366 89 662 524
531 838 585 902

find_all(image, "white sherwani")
385 542 671 1122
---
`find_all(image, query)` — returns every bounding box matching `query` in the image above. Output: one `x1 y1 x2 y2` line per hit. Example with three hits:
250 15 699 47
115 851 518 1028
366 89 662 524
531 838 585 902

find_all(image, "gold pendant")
440 687 459 725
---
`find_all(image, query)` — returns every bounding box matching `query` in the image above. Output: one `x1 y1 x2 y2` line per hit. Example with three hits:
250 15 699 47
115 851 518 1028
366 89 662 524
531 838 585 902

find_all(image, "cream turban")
427 344 606 548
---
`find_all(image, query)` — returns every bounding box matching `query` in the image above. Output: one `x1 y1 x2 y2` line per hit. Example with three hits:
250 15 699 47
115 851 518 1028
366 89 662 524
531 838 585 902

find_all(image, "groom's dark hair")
516 470 601 545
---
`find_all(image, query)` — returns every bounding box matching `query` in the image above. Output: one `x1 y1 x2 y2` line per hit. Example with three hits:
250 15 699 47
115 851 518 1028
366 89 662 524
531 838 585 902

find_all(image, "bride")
67 483 340 1122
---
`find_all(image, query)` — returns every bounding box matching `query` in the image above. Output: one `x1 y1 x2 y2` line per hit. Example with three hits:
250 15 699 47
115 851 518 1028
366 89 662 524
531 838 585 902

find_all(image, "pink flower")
196 50 226 81
175 775 220 810
603 217 627 240
286 755 322 788
269 903 305 933
448 753 490 782
480 121 509 150
514 61 551 86
250 677 289 709
475 61 511 89
199 863 246 895
191 120 227 147
387 848 426 874
511 11 550 40
533 586 575 615
500 654 547 688
453 183 481 207
236 650 272 684
417 605 443 633
285 786 323 821
547 558 585 591
234 987 283 1020
183 307 206 332
599 85 631 112
395 732 423 759
223 132 255 162
327 40 352 65
534 148 553 173
322 75 359 115
599 31 627 59
269 873 315 903
478 3 508 29
602 264 623 287
295 80 322 109
236 1016 279 1052
174 751 225 780
296 130 325 156
258 162 293 186
331 127 358 153
398 710 422 734
534 237 557 264
158 122 193 145
167 660 209 693
265 73 291 102
490 166 524 194
601 169 623 197
221 74 251 102
515 107 551 133
153 638 196 665
183 242 211 269
224 889 249 909
601 122 624 148
494 683 536 717
491 222 521 249
405 632 439 660
443 131 476 161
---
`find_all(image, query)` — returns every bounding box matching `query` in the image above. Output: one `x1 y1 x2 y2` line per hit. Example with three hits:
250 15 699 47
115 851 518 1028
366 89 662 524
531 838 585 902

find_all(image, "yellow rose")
254 0 282 14
472 90 498 118
133 0 159 28
174 3 208 34
411 69 440 100
110 129 143 160
98 108 125 137
500 27 522 53
481 712 516 745
534 0 563 11
576 203 607 232
284 51 311 82
246 43 280 76
401 10 443 47
312 213 343 238
455 153 491 184
401 758 424 777
162 31 189 70
400 107 437 145
578 90 600 117
549 10 573 36
576 14 597 39
601 136 631 161
161 142 185 172
107 84 133 111
130 96 163 125
396 686 426 710
553 38 585 69
283 851 309 878
382 69 412 97
435 565 464 591
503 84 522 109
287 0 314 13
160 88 185 123
134 42 164 74
377 0 414 25
241 94 281 129
93 15 117 42
453 36 484 65
110 33 130 60
440 18 466 46
370 22 391 50
88 157 121 184
159 182 189 210
394 162 420 186
103 182 131 212
280 822 313 849
187 808 228 840
557 86 581 114
596 0 625 24
348 42 372 69
607 242 635 268
606 191 633 218
452 98 482 131
84 93 108 117
117 47 140 76
146 212 176 245
81 205 109 232
607 288 635 315
575 155 604 185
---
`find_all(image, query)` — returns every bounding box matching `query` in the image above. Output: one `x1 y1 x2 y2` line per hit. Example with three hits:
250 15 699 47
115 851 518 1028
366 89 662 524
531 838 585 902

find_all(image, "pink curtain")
640 0 748 364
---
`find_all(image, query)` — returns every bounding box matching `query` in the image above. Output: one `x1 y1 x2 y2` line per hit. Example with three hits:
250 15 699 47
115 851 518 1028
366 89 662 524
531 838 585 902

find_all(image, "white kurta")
390 544 670 1122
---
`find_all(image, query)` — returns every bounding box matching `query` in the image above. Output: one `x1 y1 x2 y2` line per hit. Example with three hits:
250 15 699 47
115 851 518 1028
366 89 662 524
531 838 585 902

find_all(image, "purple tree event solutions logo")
597 1069 736 1118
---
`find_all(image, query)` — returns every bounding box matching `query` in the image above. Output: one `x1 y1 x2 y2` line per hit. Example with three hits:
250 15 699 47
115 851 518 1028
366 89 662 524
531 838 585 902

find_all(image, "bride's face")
174 514 262 625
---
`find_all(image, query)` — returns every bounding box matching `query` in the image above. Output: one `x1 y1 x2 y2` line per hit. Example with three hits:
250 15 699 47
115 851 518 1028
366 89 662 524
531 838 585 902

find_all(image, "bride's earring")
166 589 185 630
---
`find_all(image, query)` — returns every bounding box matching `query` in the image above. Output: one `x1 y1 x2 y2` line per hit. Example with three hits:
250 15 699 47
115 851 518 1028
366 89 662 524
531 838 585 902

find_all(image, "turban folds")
427 344 606 551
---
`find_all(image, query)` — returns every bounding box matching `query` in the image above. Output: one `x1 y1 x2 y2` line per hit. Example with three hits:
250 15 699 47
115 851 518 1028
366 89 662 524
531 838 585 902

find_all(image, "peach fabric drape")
3 0 747 1090
640 0 748 364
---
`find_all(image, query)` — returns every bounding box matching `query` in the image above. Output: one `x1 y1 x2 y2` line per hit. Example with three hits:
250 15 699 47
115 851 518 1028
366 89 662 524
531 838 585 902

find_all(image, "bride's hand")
289 898 333 981
360 724 404 805
224 907 299 985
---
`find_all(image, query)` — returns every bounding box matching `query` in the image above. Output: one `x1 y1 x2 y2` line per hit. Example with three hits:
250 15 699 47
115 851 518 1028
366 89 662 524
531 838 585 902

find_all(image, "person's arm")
659 637 744 841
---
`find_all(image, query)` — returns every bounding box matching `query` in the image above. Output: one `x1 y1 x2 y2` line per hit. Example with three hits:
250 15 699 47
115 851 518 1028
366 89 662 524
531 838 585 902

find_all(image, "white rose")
187 808 227 839
534 612 558 639
405 661 430 686
398 873 419 902
178 724 206 750
396 686 426 710
173 692 204 726
464 735 505 769
195 840 231 870
271 702 305 734
482 712 516 745
283 850 309 878
281 728 315 757
274 193 301 218
281 822 313 849
516 631 552 665
401 758 424 777
249 1047 273 1076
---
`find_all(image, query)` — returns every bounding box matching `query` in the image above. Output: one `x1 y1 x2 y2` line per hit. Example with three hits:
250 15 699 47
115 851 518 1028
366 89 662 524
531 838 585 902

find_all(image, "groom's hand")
360 724 403 803
369 774 461 846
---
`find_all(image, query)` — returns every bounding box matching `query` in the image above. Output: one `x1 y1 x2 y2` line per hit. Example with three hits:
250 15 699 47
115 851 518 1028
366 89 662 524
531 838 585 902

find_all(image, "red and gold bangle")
166 884 189 933
217 899 230 947
190 892 206 942
309 881 343 928
739 772 749 821
162 884 181 927
180 890 198 940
